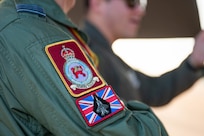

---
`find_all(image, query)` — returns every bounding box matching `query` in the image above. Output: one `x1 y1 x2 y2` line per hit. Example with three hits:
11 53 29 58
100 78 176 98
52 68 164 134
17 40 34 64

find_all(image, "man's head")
85 0 147 43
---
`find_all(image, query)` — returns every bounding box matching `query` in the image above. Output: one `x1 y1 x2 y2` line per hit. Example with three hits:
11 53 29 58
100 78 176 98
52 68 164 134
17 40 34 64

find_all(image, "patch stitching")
45 40 106 97
76 85 124 126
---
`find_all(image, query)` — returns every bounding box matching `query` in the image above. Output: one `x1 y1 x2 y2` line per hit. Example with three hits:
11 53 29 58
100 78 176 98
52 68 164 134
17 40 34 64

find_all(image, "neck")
55 0 75 14
86 12 116 46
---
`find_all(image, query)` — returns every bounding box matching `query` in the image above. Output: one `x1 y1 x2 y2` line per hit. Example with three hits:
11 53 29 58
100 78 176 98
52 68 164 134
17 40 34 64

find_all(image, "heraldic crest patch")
45 40 106 97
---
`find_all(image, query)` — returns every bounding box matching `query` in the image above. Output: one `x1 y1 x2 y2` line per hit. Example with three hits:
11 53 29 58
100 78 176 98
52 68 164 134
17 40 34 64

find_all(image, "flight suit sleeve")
93 101 168 136
0 36 168 136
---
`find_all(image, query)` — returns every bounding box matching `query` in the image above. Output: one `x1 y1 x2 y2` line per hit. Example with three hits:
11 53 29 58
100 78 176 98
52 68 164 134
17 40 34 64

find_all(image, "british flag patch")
76 85 124 126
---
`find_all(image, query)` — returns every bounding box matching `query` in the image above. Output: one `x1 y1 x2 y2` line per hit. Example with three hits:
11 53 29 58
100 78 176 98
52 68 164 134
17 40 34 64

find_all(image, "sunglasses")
124 0 147 9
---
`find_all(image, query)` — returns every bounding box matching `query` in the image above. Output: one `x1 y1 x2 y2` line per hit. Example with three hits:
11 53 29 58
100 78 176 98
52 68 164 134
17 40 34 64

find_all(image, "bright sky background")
112 38 194 76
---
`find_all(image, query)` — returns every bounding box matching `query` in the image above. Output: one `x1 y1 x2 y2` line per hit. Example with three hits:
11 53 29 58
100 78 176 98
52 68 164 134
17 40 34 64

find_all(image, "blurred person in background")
81 0 204 106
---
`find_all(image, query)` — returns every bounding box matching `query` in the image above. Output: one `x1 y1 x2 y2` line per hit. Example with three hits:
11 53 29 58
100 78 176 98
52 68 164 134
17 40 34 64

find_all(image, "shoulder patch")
76 85 125 127
45 40 106 97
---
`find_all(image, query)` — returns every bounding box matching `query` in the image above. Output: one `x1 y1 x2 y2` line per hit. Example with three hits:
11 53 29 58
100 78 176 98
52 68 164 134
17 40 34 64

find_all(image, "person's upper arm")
0 30 168 136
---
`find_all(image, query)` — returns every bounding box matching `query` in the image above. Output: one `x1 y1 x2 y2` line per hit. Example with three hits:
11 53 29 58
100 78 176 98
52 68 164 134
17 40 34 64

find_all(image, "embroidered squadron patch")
76 85 124 126
45 40 106 97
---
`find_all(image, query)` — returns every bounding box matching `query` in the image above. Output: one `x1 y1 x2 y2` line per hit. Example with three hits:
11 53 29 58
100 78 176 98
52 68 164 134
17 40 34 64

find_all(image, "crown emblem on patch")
61 45 75 59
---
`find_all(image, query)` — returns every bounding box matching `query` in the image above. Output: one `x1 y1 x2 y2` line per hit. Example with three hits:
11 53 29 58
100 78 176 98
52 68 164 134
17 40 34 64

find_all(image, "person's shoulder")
0 1 18 32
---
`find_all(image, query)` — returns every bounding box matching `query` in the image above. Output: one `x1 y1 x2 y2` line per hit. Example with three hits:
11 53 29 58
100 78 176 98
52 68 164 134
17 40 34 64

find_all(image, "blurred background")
68 0 204 135
68 0 201 37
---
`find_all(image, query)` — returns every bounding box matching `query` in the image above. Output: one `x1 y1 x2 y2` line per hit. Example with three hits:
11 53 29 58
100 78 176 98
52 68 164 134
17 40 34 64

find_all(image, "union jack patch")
76 85 124 126
45 40 106 97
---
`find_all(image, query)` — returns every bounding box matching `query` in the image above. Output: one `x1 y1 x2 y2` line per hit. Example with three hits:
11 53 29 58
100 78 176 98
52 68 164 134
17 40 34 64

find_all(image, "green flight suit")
0 0 168 135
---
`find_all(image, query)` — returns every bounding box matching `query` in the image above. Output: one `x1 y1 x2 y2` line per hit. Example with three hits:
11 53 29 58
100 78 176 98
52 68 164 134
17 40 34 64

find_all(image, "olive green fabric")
0 0 168 135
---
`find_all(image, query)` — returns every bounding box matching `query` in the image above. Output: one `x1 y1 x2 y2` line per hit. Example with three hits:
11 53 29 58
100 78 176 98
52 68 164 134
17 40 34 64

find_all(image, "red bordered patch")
45 40 106 97
76 85 124 126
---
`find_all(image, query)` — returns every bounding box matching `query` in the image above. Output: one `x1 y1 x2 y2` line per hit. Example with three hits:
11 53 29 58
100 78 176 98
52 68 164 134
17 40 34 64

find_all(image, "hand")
188 30 204 68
